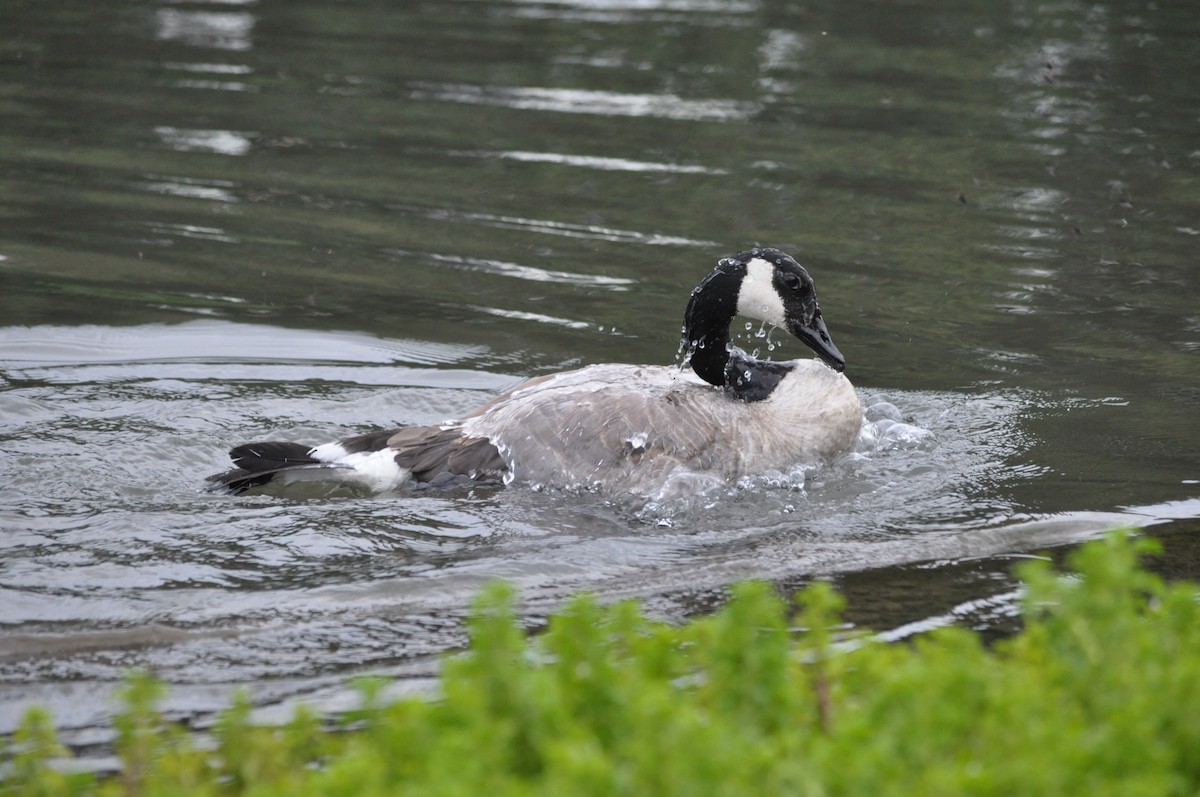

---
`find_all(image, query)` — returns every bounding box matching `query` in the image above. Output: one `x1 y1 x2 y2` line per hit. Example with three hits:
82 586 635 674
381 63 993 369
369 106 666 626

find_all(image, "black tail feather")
207 428 505 496
206 441 319 495
229 442 319 471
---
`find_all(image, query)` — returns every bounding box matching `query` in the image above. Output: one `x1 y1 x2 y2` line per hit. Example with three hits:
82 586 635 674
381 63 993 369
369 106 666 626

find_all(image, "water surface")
1 0 1198 753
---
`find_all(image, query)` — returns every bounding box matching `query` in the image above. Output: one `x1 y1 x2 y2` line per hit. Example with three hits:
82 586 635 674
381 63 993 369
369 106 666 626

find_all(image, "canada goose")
207 248 862 502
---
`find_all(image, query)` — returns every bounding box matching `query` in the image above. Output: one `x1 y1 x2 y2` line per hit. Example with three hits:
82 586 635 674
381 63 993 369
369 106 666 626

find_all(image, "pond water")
2 0 1198 755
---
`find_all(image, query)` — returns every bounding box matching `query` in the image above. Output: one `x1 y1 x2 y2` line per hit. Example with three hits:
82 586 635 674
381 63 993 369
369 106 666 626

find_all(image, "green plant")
4 531 1197 796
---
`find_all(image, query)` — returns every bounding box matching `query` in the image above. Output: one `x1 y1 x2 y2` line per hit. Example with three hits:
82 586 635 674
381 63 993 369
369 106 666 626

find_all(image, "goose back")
461 360 860 500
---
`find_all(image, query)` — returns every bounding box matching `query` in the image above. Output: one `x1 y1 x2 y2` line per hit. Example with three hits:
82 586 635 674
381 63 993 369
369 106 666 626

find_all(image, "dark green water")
1 0 1198 752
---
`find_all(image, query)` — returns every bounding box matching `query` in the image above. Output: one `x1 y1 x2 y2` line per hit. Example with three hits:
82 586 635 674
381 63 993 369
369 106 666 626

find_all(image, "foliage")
4 531 1198 796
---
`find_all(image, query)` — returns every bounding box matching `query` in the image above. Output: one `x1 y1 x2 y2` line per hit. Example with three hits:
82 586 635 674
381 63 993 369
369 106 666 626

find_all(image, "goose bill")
790 311 846 372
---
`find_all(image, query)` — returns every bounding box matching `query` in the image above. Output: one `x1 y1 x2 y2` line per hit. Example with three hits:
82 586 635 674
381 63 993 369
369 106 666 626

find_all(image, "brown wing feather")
387 426 506 484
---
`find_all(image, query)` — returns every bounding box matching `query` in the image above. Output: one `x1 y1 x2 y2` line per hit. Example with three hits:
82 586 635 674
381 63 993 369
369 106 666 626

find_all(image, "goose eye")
781 273 801 290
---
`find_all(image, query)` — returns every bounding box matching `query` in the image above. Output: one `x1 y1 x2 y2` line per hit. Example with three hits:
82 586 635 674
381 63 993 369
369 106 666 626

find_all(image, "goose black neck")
682 259 797 403
682 262 743 388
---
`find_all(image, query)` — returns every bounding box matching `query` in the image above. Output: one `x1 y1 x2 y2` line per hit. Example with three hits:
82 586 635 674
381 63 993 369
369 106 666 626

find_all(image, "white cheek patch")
736 257 786 327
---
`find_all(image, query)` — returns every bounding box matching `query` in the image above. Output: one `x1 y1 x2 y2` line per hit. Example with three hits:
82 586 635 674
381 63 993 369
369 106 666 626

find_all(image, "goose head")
682 248 846 390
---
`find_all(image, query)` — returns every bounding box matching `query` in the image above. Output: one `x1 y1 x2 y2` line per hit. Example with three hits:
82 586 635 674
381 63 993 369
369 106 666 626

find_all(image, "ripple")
159 58 258 91
139 175 240 202
154 9 255 51
164 78 258 92
142 220 239 243
468 305 592 330
153 126 255 156
495 0 758 25
162 62 254 74
409 82 761 122
393 250 635 289
0 321 490 370
446 148 727 175
388 202 717 246
504 0 758 11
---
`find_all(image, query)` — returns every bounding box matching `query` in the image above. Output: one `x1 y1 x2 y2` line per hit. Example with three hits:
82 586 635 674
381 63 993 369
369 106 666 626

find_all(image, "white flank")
735 257 786 326
309 441 350 462
307 441 410 492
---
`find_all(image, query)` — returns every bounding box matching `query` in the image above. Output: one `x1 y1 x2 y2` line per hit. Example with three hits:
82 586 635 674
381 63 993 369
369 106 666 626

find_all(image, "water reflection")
162 62 254 75
155 8 255 51
409 82 761 122
446 149 727 175
999 187 1068 217
388 202 718 246
163 75 258 92
397 250 636 289
495 0 757 24
140 175 240 203
154 126 255 155
0 321 492 370
469 305 593 330
142 221 238 244
504 0 758 10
